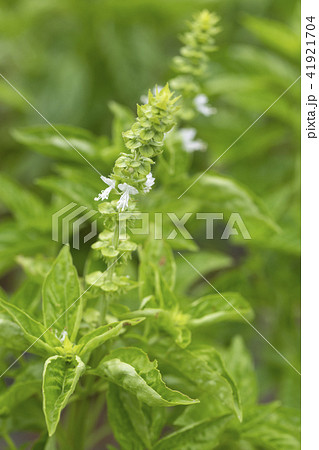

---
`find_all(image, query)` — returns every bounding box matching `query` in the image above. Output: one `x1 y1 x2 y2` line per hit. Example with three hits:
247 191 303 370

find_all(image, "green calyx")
173 10 220 78
116 83 179 187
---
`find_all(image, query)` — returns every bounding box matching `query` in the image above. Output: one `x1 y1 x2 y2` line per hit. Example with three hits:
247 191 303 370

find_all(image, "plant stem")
3 433 17 450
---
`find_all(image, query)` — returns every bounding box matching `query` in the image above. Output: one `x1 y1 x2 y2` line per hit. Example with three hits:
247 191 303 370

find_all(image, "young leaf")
188 292 254 327
78 318 144 358
123 307 191 348
42 246 82 342
154 415 232 450
42 355 85 436
0 297 57 355
94 347 198 407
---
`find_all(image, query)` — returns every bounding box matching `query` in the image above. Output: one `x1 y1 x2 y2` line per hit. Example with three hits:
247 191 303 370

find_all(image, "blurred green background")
0 0 300 414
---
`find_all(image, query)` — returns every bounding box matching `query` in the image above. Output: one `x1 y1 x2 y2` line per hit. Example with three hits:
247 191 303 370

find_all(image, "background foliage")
0 0 300 448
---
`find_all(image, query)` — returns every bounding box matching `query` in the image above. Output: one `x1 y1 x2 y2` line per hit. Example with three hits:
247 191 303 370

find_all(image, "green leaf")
222 336 258 408
16 255 53 282
0 363 42 416
107 384 150 450
139 239 176 301
241 403 301 449
196 174 279 238
0 297 57 355
0 313 32 353
4 395 45 436
42 246 82 342
32 434 57 450
157 343 242 421
188 292 254 327
42 355 85 436
78 318 144 358
154 415 232 450
12 125 108 163
120 306 191 348
94 347 198 407
37 176 97 209
243 16 300 61
0 173 47 228
10 277 41 314
155 271 178 311
175 251 233 294
194 347 242 421
0 220 51 277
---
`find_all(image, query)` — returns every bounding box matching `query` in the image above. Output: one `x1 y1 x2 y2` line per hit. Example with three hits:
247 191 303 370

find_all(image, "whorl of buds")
173 10 220 77
96 84 179 212
171 10 220 120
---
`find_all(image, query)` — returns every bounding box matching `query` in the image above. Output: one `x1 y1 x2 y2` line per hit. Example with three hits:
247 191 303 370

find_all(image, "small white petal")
95 177 116 201
117 183 138 211
179 128 207 153
194 94 217 117
56 330 68 344
101 176 116 188
154 85 164 94
117 192 129 211
140 94 148 104
180 128 196 141
144 172 155 193
118 183 139 195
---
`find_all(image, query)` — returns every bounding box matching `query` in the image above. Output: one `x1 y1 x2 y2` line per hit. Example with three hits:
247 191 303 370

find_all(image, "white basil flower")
140 85 164 104
194 94 217 117
55 329 68 344
117 183 139 211
144 172 155 193
94 176 116 201
179 128 207 153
